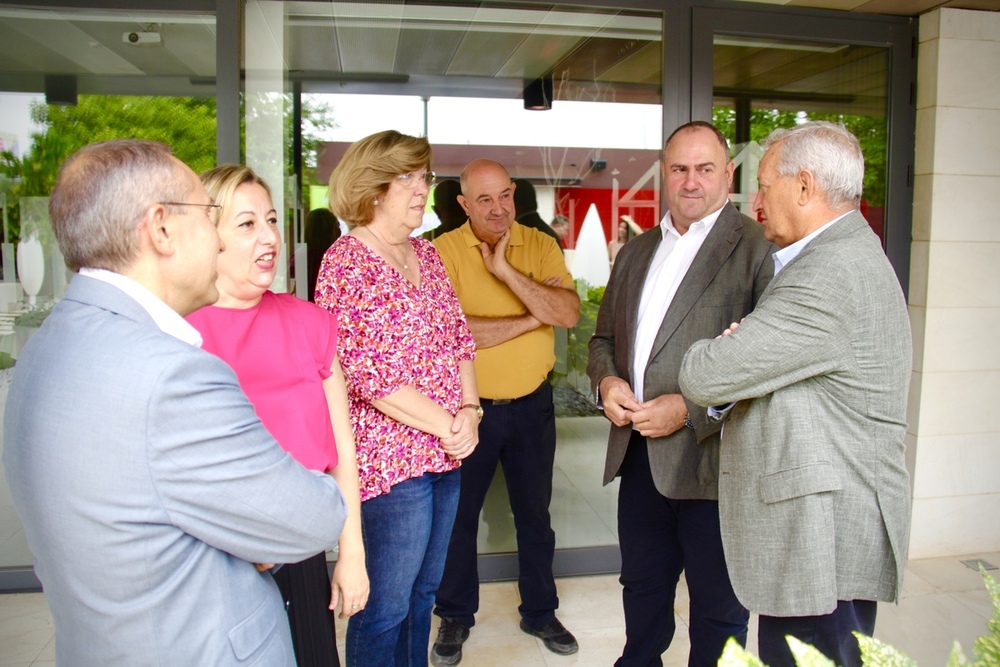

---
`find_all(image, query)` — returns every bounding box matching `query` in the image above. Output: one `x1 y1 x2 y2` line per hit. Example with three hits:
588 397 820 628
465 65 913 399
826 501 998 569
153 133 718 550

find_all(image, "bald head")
458 159 516 247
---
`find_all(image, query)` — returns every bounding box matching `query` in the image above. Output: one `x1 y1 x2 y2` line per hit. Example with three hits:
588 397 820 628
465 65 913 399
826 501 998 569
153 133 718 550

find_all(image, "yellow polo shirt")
435 221 573 400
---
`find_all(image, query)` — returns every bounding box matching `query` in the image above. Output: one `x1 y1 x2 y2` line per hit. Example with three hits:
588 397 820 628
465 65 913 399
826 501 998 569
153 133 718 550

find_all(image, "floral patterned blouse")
315 234 476 501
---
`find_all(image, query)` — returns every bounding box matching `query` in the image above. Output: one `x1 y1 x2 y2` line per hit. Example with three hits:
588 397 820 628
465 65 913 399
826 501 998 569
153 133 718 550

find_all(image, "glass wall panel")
710 36 891 244
254 1 664 564
0 6 217 578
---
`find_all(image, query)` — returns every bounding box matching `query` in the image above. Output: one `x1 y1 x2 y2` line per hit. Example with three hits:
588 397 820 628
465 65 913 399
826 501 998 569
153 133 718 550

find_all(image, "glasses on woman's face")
396 171 436 189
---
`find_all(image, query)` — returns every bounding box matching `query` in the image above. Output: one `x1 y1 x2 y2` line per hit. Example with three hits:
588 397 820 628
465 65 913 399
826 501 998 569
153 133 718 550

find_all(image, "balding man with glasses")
3 139 346 667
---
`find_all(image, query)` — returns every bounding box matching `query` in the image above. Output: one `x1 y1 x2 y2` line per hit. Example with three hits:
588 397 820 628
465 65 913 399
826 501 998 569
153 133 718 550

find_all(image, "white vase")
16 234 45 307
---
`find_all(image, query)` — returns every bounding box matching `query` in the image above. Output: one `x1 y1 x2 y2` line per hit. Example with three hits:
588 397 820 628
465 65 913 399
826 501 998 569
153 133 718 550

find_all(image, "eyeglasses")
397 171 436 189
160 202 222 225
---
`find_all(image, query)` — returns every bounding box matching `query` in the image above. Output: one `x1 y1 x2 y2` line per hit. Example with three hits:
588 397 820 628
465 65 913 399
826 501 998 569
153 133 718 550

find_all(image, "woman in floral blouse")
315 130 479 667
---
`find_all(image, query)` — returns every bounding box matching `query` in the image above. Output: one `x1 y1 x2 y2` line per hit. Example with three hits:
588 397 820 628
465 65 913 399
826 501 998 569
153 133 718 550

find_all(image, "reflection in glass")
277 2 665 559
711 35 890 243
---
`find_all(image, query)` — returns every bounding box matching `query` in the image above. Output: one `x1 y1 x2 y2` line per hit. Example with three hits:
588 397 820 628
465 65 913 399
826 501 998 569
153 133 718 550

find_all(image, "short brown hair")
664 121 731 161
49 139 190 272
328 130 431 226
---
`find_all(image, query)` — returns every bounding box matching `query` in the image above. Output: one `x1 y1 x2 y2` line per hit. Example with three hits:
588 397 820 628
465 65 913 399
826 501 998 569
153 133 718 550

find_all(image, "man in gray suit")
587 121 774 667
3 139 347 667
679 122 912 667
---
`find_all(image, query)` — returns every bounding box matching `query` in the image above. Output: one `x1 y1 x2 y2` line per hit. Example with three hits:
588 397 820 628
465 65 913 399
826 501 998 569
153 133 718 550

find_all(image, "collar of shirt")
772 211 852 275
458 219 525 249
659 203 726 241
78 267 203 347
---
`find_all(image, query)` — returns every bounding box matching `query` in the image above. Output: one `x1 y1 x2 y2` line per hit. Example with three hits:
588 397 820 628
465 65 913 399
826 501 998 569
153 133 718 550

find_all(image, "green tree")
1 95 217 242
712 106 888 207
0 93 334 243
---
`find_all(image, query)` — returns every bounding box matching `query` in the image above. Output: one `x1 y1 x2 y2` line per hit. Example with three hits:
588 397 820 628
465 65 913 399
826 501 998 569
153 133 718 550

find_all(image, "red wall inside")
553 187 659 249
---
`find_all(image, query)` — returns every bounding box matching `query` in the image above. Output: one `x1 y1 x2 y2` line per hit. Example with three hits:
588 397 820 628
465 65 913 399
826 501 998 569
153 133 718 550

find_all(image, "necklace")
364 226 411 270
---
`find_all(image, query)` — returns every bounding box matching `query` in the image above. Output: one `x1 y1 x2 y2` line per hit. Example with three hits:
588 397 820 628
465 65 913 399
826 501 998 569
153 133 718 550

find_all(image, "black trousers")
435 382 559 628
615 431 748 667
272 551 340 667
758 599 877 667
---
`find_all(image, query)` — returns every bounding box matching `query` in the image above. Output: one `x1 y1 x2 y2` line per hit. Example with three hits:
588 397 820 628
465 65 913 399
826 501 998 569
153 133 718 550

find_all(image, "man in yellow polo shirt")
432 159 581 666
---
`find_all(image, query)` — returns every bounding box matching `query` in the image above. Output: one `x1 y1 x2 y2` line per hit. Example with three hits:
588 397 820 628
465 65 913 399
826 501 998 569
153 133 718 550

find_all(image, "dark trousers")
758 600 878 667
434 382 558 628
272 551 340 667
616 432 748 667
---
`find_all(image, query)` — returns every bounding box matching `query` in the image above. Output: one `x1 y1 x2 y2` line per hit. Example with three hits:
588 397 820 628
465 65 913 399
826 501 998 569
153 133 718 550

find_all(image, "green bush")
14 303 52 328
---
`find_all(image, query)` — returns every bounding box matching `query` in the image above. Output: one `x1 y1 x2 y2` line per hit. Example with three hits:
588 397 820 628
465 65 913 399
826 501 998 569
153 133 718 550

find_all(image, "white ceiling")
0 0 995 104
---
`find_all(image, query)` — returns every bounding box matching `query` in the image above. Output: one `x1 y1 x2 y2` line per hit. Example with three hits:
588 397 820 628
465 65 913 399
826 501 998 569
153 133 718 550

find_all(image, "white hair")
761 121 865 209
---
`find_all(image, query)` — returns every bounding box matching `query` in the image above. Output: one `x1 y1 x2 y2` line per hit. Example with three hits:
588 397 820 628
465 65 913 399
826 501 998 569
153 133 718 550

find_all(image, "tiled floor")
1 553 996 666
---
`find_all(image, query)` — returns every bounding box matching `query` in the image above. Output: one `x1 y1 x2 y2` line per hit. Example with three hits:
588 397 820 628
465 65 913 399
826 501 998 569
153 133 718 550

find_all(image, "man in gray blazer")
3 139 347 667
587 121 774 667
679 122 912 667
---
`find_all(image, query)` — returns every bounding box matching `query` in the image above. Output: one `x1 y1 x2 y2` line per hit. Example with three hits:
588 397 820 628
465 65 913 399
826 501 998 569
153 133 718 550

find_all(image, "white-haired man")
679 122 912 667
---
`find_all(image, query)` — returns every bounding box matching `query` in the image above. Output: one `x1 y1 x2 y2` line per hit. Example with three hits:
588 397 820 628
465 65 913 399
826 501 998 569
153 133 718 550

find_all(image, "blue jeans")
346 469 460 667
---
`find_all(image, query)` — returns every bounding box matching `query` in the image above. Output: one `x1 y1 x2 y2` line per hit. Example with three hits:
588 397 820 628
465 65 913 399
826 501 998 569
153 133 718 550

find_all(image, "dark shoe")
431 618 470 667
519 618 579 655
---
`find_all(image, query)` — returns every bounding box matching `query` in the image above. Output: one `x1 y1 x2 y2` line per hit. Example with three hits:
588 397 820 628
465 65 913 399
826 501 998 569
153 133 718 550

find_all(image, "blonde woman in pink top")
315 130 479 667
187 166 365 667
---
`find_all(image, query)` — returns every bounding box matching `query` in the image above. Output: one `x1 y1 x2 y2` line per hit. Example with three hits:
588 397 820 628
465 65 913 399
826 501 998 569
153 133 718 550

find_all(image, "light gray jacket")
4 275 346 666
679 211 912 617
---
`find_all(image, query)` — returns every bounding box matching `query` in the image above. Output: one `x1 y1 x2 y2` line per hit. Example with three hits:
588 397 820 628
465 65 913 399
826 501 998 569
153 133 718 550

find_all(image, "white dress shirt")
79 267 203 347
631 206 724 402
772 212 850 275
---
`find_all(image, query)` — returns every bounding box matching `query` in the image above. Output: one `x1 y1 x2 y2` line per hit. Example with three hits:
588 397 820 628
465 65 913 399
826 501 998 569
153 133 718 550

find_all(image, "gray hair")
50 139 191 272
761 121 864 210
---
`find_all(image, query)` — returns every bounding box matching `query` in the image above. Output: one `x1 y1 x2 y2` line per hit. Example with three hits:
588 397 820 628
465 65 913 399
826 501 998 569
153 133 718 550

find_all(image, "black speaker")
45 75 78 106
523 75 553 111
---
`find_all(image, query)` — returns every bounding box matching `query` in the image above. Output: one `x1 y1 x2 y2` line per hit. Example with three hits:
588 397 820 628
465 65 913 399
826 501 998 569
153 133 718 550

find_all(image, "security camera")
123 31 161 45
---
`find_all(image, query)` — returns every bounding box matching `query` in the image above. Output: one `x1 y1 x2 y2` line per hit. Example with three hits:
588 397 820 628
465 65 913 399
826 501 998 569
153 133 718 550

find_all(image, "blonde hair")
199 164 273 222
328 130 431 226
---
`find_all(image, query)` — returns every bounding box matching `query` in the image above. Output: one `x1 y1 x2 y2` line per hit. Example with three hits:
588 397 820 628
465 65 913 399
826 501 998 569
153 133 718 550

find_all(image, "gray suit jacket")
679 211 912 617
587 203 774 499
3 275 347 666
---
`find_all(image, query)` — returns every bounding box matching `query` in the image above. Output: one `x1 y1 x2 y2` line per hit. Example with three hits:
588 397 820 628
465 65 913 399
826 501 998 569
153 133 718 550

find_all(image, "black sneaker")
519 617 579 655
431 618 471 667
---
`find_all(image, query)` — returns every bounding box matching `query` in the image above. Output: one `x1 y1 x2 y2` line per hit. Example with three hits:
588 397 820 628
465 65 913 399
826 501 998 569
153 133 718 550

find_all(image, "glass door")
0 4 218 589
692 6 916 294
245 0 665 577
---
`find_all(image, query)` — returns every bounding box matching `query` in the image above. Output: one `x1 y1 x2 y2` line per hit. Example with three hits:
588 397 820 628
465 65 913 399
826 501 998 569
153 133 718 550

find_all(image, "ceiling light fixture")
523 75 553 111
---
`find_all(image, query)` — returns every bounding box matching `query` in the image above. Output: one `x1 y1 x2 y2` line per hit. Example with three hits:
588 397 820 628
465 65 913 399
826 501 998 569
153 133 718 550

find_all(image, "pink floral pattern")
315 235 475 501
